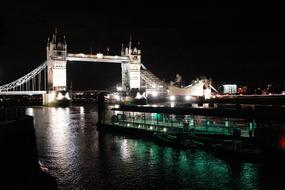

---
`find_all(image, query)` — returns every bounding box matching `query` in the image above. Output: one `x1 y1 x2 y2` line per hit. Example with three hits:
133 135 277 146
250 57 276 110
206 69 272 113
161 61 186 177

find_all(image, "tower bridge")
0 29 167 104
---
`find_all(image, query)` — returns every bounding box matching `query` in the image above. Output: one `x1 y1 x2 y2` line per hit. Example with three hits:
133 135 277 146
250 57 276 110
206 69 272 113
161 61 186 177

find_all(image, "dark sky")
0 1 285 89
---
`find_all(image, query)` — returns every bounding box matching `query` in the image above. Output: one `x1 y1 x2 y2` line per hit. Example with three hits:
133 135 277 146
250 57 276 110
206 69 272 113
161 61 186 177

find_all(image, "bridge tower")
43 29 69 105
46 29 67 91
121 36 141 90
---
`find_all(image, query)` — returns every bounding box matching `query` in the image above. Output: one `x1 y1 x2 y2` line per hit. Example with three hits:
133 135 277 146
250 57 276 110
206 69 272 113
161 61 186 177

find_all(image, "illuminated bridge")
0 29 167 104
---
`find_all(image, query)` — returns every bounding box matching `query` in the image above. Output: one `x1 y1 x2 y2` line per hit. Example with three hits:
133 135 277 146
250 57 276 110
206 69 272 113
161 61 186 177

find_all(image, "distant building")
223 84 237 94
237 85 248 94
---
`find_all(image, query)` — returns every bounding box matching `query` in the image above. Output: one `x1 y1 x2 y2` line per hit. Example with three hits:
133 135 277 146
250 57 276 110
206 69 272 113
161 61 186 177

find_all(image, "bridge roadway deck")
67 54 129 63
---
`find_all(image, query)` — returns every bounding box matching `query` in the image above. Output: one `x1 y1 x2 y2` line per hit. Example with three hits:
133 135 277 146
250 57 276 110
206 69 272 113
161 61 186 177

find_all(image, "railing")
0 61 47 92
0 106 26 122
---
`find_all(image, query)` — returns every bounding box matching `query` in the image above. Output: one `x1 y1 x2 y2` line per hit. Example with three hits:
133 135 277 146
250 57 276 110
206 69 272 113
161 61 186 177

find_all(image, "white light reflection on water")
26 107 76 176
80 106 84 115
49 108 70 154
121 139 131 161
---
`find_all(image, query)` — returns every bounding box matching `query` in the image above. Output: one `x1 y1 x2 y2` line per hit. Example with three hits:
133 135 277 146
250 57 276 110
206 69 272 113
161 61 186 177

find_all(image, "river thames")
26 106 285 190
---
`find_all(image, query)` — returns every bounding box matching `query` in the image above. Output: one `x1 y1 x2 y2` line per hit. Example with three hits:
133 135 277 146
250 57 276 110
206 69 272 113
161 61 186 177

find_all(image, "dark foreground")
0 115 57 189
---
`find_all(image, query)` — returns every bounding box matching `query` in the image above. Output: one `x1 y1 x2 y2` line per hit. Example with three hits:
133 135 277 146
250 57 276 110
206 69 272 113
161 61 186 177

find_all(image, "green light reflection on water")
115 137 260 190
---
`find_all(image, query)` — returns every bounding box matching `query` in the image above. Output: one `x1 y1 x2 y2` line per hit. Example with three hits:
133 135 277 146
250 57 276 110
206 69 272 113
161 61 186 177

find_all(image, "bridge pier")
42 91 71 106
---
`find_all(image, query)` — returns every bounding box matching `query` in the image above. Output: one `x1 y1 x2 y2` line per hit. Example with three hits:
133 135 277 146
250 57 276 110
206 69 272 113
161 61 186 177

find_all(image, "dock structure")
102 105 260 138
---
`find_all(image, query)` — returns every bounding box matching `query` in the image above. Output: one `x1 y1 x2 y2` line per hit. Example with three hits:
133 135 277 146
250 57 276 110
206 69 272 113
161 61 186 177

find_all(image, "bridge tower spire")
121 43 125 56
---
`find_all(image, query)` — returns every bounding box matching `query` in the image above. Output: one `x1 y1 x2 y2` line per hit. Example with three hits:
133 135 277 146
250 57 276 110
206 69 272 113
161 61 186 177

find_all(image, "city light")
204 89 211 99
57 92 64 100
116 86 123 91
135 92 144 99
96 53 103 59
65 92 71 100
185 95 191 101
114 94 120 101
169 95 175 101
151 91 158 97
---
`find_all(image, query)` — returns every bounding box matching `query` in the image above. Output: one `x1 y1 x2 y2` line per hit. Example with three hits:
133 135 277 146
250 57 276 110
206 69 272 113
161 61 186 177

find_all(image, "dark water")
26 106 285 190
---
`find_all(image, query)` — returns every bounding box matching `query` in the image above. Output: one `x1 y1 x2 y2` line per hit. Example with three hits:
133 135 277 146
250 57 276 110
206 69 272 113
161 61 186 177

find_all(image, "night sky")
0 1 285 90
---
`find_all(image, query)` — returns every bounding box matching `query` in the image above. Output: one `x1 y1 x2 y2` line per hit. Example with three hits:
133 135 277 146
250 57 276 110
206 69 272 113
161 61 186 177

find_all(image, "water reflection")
121 139 131 161
25 106 285 190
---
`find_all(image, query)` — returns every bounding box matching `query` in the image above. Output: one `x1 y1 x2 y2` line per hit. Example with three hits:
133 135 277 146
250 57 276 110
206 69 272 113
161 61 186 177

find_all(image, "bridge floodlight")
57 92 64 100
65 92 71 100
135 92 144 99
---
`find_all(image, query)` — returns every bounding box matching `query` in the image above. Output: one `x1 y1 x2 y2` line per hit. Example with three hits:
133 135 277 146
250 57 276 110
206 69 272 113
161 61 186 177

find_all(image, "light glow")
114 94 120 101
185 95 191 101
116 86 123 91
170 95 175 101
57 92 64 100
135 92 144 99
96 53 103 59
151 91 158 97
65 92 71 100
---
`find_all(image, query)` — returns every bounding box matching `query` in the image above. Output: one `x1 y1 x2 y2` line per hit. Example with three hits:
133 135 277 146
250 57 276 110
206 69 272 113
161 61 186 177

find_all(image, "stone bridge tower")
46 29 67 92
121 36 141 90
